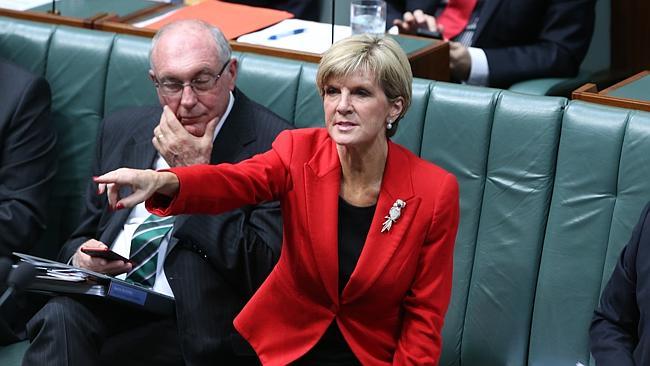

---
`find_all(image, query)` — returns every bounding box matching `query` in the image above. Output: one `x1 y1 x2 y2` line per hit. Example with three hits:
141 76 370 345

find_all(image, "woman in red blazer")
97 35 459 365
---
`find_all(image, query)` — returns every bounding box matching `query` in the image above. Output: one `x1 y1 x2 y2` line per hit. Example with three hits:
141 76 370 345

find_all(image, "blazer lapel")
210 90 257 165
304 138 341 304
100 123 158 244
342 142 420 303
474 0 503 43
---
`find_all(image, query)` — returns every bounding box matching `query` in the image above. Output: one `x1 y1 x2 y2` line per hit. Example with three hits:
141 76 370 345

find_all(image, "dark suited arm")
483 0 595 88
173 202 282 297
0 76 56 256
57 118 108 263
590 203 650 365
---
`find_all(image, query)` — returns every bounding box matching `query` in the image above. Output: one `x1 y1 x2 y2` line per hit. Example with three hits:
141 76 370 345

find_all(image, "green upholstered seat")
1 15 650 366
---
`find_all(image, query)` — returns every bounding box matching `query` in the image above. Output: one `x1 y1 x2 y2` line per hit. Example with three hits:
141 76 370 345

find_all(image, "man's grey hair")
149 19 232 71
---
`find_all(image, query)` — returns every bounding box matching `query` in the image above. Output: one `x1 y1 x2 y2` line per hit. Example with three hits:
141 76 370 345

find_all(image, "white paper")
0 0 57 11
237 19 352 55
132 8 178 28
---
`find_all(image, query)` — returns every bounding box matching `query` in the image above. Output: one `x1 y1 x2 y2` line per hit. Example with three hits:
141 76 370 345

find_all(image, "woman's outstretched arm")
94 168 180 209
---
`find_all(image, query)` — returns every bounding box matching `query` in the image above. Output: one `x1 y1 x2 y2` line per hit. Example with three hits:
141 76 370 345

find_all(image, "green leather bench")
1 16 649 366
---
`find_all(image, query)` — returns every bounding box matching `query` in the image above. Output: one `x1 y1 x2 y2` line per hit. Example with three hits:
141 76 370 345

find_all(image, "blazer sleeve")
483 0 595 88
0 75 56 256
148 130 294 216
393 172 459 365
589 203 650 366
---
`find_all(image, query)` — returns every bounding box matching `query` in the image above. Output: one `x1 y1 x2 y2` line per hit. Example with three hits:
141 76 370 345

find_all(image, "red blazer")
148 128 459 365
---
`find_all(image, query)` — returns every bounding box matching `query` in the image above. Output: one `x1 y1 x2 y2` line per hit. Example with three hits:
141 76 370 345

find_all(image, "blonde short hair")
316 34 412 137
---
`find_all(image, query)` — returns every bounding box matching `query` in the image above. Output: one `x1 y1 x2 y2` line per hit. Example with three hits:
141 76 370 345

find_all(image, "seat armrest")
508 70 597 97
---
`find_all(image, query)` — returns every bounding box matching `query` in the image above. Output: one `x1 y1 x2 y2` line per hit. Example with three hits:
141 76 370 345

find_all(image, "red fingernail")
116 203 124 210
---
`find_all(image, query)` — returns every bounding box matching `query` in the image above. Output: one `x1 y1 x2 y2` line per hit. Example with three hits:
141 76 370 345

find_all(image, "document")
137 0 293 40
237 19 352 55
14 252 174 315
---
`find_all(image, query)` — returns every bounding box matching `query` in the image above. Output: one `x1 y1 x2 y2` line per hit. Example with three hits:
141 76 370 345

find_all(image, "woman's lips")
335 121 357 131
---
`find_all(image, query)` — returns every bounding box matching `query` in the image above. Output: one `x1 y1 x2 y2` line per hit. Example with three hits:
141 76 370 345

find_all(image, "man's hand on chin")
152 106 219 167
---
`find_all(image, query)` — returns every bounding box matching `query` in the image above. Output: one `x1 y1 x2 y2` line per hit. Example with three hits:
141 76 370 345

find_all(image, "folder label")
108 282 147 305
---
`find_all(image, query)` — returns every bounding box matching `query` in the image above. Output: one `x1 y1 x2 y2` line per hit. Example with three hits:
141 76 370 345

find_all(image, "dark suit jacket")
148 128 460 365
59 89 291 365
387 0 595 88
0 59 56 257
591 202 650 366
223 0 319 21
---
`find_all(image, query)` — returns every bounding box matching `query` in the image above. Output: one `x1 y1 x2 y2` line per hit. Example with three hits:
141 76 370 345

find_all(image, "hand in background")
449 42 471 82
72 239 132 275
393 9 444 35
153 105 218 167
94 168 179 210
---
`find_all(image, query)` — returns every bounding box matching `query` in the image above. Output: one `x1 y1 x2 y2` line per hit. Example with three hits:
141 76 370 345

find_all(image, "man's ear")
227 58 238 91
148 69 156 83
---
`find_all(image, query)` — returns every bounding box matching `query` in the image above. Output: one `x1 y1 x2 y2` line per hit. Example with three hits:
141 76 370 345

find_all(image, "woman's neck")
337 139 388 207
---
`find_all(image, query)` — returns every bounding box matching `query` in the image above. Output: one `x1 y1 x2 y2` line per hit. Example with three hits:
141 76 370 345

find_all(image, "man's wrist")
466 47 489 86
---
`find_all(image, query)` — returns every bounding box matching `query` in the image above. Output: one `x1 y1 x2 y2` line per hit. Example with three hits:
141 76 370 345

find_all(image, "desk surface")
605 72 650 102
572 70 650 112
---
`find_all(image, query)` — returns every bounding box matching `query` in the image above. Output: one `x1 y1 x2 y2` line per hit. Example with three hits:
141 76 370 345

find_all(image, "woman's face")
323 71 402 149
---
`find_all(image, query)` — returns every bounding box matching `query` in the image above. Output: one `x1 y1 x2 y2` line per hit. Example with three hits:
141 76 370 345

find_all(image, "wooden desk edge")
573 82 650 112
0 8 95 28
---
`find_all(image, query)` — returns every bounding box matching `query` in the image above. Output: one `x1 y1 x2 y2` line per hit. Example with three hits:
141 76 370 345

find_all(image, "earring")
387 119 393 130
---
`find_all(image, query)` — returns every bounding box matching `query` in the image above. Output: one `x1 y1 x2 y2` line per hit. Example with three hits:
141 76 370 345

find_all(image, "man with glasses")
23 20 290 366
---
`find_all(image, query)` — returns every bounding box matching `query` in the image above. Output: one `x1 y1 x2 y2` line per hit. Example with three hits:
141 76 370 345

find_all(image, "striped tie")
126 214 175 288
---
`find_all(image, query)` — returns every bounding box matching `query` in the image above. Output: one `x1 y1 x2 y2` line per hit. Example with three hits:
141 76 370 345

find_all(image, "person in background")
22 20 290 366
95 34 460 365
0 58 56 344
388 0 596 88
590 202 650 365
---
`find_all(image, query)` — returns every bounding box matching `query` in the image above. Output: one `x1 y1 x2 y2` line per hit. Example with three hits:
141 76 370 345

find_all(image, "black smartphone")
81 247 130 263
416 28 443 40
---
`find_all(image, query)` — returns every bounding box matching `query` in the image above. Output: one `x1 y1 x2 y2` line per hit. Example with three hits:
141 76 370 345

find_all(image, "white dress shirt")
110 91 235 296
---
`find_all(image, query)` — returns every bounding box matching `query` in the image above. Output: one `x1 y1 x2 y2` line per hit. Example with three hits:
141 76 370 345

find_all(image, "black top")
294 197 375 365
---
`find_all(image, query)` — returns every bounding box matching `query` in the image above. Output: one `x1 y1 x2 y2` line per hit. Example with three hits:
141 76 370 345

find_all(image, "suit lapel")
100 116 159 244
172 91 256 237
342 142 419 303
210 90 257 165
474 0 502 43
304 138 341 304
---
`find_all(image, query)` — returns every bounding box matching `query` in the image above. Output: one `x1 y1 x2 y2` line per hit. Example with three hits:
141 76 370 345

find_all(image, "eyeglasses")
153 60 230 97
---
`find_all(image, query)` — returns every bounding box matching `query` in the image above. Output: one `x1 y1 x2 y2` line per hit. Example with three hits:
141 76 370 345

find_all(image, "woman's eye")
325 87 339 95
354 89 370 96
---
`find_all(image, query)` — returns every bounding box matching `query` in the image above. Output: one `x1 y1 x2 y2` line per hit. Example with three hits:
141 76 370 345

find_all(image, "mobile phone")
416 28 443 40
81 247 130 263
